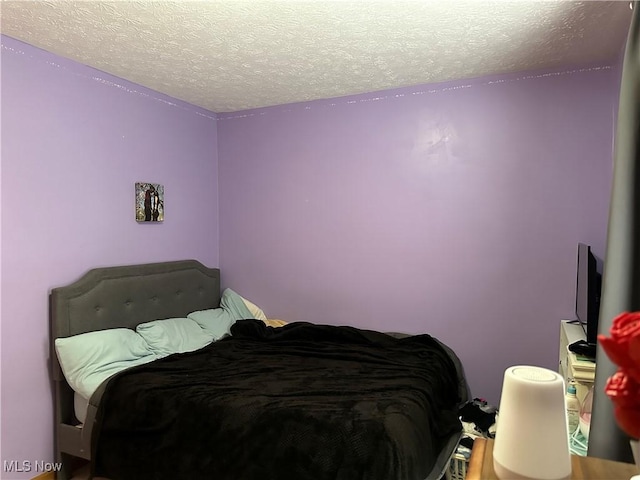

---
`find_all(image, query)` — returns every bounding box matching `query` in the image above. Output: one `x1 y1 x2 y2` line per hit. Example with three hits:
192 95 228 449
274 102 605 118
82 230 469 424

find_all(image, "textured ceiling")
0 1 633 113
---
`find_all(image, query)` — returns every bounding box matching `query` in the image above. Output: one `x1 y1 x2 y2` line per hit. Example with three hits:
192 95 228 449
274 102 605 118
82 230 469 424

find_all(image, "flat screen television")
575 243 602 346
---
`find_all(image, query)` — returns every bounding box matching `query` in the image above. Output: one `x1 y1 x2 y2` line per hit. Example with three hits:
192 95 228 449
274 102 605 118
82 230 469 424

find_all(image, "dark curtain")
588 1 639 463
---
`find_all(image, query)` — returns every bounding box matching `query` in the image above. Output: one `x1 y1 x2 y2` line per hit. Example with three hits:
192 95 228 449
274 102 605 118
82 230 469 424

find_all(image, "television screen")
575 243 601 345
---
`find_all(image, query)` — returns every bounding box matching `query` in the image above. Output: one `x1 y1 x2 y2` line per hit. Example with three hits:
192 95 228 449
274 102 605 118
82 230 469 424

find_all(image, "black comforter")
91 320 462 480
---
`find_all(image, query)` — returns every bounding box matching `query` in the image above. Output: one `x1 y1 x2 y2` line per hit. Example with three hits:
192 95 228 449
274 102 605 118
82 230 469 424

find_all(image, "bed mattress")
74 393 89 424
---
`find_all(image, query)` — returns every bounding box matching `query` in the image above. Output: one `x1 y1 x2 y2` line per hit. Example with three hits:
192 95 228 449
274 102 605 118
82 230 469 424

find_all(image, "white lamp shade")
493 366 571 480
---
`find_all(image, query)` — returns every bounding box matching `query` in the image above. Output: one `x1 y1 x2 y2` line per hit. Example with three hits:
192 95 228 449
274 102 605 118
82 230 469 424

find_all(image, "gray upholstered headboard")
51 260 220 337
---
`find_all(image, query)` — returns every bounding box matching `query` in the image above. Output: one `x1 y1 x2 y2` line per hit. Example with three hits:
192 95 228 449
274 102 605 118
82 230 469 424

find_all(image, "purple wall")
218 66 618 406
1 36 218 478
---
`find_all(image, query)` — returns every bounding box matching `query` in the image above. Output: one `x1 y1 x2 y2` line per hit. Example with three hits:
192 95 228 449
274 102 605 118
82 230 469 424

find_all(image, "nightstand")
559 321 596 405
466 438 638 479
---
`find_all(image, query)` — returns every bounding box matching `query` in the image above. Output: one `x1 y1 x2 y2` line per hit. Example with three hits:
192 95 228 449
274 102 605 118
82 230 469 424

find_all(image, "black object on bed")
92 319 462 480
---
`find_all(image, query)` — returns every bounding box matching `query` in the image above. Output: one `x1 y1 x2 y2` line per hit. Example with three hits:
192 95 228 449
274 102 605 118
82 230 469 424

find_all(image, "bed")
50 259 470 480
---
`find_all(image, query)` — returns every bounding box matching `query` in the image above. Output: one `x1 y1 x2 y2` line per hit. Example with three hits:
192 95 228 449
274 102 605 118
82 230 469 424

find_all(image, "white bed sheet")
74 392 89 424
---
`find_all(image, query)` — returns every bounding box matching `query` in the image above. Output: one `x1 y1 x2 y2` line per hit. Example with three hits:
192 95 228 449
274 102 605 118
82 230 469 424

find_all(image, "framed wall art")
136 182 164 222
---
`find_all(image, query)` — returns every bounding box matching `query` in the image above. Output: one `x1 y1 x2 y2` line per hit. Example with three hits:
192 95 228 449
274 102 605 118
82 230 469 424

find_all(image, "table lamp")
493 366 572 480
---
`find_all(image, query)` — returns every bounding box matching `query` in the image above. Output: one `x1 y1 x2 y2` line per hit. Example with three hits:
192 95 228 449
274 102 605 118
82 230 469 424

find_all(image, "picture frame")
135 182 164 222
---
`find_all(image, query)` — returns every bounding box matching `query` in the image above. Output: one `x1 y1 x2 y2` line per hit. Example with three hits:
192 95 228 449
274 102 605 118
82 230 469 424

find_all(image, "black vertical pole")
588 2 639 463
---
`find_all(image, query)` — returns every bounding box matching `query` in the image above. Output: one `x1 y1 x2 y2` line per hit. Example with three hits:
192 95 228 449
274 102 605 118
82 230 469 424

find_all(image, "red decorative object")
598 312 640 439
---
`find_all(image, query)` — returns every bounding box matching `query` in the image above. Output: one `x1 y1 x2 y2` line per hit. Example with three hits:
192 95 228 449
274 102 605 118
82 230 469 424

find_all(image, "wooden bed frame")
50 259 468 480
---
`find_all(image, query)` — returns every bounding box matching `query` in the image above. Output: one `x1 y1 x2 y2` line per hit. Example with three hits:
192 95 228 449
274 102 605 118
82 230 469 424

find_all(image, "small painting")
136 183 164 222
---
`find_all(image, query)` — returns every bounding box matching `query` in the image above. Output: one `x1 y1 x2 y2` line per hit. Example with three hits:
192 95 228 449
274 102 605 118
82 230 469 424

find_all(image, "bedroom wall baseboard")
30 472 55 480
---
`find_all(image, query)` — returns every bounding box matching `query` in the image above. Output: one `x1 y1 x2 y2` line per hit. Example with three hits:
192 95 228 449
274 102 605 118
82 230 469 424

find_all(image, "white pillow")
55 328 156 400
241 296 267 321
187 308 236 340
136 317 214 358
